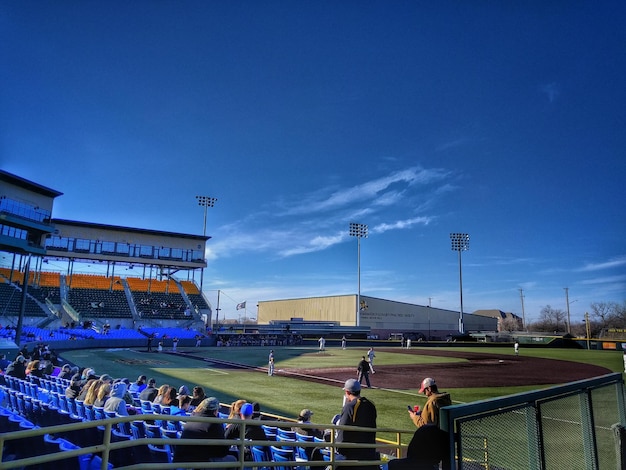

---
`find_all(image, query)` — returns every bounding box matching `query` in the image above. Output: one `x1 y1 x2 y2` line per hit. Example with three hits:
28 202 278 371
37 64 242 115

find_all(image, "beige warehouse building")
258 294 497 340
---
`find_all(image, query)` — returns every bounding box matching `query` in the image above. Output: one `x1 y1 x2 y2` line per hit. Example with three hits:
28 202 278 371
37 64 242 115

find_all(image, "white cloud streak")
207 165 454 260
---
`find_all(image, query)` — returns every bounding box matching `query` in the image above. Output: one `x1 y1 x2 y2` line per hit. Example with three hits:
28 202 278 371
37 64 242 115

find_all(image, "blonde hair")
153 384 171 403
97 382 111 403
84 379 104 405
228 399 246 419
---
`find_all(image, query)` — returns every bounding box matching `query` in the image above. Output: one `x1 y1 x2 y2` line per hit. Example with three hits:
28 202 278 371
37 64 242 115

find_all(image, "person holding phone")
408 377 451 429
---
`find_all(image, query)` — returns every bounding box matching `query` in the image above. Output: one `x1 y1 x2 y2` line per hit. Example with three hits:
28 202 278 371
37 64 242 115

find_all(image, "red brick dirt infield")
287 348 612 390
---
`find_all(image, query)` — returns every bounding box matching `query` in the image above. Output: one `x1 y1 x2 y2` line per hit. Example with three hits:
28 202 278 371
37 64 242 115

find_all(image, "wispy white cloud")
577 256 626 272
579 274 626 285
206 165 455 260
280 166 450 216
372 216 432 234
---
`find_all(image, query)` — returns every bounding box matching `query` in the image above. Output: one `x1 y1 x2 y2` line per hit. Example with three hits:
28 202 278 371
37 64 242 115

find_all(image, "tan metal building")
258 294 498 340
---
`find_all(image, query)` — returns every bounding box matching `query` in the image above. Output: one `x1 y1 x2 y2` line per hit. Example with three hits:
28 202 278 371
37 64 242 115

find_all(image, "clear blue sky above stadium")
2 2 625 324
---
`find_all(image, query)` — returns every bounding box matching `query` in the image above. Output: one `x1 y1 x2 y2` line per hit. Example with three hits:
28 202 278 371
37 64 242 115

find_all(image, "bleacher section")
0 282 47 317
67 288 133 319
0 269 209 327
68 273 125 291
0 372 373 470
128 277 191 320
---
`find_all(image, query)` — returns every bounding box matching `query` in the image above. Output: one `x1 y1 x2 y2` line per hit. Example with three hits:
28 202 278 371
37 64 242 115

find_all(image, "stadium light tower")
349 222 368 327
450 232 470 334
196 195 217 291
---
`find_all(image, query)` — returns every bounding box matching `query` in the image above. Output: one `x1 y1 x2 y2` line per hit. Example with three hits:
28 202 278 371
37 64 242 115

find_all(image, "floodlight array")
196 195 217 207
349 222 368 238
450 232 470 251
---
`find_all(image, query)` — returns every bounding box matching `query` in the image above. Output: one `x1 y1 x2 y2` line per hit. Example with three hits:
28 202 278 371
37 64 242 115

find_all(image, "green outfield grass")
58 345 624 437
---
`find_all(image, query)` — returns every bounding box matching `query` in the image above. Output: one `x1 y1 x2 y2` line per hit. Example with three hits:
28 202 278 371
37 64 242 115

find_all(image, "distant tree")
534 305 567 332
590 301 626 330
500 316 521 332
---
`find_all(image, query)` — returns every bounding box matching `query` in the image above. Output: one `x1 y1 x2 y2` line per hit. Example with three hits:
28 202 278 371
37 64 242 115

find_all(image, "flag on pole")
236 301 246 310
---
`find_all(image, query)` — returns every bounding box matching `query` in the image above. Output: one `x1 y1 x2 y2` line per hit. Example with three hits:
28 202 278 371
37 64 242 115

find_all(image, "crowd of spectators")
215 334 303 347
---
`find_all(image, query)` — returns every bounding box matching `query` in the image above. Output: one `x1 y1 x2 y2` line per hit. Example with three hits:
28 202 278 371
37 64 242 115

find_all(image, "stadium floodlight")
195 196 217 292
450 232 470 334
349 223 368 327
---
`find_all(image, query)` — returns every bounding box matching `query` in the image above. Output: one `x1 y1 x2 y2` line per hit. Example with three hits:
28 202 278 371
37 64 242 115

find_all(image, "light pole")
195 195 217 292
349 222 368 327
450 233 470 334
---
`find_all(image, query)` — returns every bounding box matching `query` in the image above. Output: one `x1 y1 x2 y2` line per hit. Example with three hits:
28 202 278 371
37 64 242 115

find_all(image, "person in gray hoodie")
104 381 129 416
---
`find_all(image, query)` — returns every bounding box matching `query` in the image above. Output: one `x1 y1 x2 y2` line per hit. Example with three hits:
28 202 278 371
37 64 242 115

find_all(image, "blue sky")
2 2 625 324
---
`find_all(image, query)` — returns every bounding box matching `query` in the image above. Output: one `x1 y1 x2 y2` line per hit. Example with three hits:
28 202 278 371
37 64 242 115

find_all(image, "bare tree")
536 305 567 332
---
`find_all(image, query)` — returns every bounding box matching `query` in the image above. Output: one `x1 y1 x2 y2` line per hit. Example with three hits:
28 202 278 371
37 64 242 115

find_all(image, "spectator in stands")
5 355 27 379
129 375 147 395
178 385 191 397
65 372 83 399
225 402 267 459
227 399 246 422
0 354 11 373
83 379 104 406
94 382 112 407
160 386 178 407
190 385 206 407
153 384 171 404
104 381 130 416
171 394 192 416
174 397 237 466
58 364 73 379
139 378 158 402
292 409 324 441
116 378 135 406
25 359 44 380
408 378 452 429
77 369 100 400
388 424 450 470
336 378 378 470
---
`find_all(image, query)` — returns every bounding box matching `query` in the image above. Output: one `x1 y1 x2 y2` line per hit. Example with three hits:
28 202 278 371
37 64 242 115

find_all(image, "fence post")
612 424 626 470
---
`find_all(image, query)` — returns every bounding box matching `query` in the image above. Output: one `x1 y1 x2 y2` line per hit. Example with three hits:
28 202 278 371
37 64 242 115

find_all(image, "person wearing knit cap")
292 408 324 443
173 397 237 466
139 378 158 402
5 355 27 379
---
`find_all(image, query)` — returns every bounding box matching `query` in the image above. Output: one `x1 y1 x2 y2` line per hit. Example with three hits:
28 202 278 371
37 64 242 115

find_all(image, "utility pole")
519 287 528 331
564 287 571 334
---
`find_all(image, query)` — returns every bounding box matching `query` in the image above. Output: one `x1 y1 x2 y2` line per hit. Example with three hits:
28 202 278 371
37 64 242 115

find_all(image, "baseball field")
57 344 622 436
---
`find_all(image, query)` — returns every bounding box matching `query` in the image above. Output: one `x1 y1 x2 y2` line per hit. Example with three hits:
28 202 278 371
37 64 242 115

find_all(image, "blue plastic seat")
270 445 295 470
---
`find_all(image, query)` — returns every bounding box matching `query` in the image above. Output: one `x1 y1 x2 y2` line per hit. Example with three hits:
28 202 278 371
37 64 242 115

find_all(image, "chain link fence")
441 373 626 470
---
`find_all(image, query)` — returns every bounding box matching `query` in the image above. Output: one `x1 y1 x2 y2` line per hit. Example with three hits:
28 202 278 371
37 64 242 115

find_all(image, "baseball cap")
100 374 113 383
419 377 436 393
241 403 254 417
343 378 361 393
299 409 313 420
148 378 157 386
204 397 220 411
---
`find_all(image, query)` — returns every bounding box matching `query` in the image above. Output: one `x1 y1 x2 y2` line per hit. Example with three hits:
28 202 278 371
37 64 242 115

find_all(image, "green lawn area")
58 345 624 436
